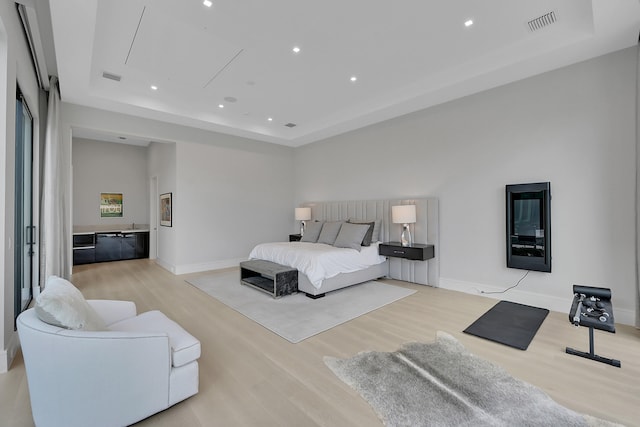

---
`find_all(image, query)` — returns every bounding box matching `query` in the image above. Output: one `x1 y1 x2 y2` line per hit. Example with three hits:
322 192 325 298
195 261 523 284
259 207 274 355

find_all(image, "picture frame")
100 193 123 218
160 192 172 227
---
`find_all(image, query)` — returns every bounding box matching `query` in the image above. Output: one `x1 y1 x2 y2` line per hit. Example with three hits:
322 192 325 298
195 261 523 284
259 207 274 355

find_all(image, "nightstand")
379 242 434 261
289 234 302 242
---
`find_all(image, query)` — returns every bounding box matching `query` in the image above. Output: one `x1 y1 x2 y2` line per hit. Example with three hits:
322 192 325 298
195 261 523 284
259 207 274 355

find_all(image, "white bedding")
249 242 387 289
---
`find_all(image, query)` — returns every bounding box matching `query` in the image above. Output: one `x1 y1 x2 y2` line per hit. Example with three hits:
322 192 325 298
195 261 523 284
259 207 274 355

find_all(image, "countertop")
73 224 150 234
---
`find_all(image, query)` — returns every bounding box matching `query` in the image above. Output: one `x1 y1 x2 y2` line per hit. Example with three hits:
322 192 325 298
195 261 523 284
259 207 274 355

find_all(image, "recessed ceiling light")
292 46 301 54
203 0 212 7
150 85 158 90
350 76 357 82
218 104 224 109
464 19 473 27
267 117 273 122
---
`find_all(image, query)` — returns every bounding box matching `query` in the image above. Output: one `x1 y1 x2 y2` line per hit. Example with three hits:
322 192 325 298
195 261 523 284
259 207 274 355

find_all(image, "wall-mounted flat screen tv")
506 182 551 272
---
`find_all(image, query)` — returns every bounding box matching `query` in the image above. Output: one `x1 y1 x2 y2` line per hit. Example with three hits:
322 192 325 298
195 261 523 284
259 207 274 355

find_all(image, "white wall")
72 138 149 226
0 1 42 372
61 104 295 275
173 140 294 274
294 47 637 324
148 141 177 270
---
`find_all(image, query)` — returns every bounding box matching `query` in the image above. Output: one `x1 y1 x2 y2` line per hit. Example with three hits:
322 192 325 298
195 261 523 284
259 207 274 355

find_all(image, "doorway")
149 175 158 259
14 87 35 322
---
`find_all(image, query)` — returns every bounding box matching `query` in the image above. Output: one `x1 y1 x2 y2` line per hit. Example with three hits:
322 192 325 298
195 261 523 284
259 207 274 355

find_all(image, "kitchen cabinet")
95 233 122 262
121 233 137 260
74 230 149 265
135 232 149 258
72 233 95 265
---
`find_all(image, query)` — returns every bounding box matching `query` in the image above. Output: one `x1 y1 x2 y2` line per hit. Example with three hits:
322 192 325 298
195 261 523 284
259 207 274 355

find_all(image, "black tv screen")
506 182 551 272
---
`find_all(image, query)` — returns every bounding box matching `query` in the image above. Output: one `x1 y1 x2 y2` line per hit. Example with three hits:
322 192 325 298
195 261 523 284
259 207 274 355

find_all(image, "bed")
249 241 389 297
248 198 439 297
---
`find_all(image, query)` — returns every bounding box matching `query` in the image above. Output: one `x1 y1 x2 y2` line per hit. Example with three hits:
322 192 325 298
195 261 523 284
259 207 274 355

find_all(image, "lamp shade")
295 207 311 221
392 205 416 224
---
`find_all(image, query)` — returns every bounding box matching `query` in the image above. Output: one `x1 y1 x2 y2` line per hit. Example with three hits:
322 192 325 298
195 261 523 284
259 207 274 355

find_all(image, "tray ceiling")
50 0 640 147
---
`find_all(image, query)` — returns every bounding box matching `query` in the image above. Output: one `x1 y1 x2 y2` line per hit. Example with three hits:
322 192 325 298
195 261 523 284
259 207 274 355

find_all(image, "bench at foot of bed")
240 260 298 298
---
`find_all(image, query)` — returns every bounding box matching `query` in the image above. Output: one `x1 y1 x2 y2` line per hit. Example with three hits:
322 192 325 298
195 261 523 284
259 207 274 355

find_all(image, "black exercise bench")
566 285 620 368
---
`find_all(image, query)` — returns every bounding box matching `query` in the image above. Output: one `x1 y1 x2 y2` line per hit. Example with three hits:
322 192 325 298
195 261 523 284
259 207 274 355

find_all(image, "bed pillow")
333 223 370 251
349 218 381 243
317 221 344 245
347 220 375 246
35 276 106 331
301 221 324 243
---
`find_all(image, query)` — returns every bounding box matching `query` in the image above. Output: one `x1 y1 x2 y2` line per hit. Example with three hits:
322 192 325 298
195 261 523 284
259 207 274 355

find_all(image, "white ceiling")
49 0 640 147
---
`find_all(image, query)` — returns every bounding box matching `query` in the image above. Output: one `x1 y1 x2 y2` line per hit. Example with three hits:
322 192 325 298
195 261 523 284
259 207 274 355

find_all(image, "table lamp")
392 205 416 247
295 207 311 236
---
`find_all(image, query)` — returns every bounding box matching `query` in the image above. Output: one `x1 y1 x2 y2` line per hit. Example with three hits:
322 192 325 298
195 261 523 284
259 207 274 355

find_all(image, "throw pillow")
349 218 382 243
317 221 344 245
347 220 375 246
35 276 106 331
301 221 324 243
333 223 370 251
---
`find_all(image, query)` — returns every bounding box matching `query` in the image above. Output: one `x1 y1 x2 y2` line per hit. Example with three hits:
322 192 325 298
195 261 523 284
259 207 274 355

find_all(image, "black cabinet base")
74 232 149 265
72 248 95 265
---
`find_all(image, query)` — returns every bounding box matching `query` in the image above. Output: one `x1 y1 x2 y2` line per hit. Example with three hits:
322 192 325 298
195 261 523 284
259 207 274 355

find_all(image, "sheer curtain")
39 76 69 287
636 43 640 328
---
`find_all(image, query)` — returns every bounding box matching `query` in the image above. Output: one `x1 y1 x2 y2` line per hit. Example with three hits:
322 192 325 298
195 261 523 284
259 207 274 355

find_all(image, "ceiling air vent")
284 123 297 128
102 71 122 82
528 11 556 32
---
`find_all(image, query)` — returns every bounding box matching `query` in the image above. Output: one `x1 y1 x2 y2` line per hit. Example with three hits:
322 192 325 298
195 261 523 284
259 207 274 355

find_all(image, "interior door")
15 89 34 321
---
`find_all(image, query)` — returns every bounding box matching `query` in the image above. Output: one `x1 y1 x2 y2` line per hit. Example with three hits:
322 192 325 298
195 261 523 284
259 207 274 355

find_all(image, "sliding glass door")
15 88 34 320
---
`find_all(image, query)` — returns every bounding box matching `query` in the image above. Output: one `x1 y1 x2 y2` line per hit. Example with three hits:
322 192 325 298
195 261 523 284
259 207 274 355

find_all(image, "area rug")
463 300 549 350
186 270 415 343
325 331 621 427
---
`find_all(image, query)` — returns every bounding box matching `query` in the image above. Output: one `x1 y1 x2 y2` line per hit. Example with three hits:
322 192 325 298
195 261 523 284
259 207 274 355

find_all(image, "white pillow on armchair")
34 276 106 331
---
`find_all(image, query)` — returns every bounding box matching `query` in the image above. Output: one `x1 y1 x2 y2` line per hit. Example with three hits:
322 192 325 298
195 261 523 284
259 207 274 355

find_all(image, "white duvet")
249 242 387 289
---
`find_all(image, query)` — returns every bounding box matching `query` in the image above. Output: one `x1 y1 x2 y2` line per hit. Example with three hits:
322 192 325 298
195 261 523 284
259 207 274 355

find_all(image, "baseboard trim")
154 258 176 274
439 277 635 326
0 331 20 373
0 349 6 374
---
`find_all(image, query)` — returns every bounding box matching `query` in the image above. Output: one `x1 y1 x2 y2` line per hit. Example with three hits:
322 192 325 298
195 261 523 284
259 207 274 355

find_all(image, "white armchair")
17 279 200 427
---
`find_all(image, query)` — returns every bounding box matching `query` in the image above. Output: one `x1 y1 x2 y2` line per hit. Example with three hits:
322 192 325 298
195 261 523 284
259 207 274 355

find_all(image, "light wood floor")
1 259 639 427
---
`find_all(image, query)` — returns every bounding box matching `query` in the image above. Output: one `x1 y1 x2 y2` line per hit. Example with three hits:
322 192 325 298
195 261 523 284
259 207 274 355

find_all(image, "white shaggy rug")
186 270 415 343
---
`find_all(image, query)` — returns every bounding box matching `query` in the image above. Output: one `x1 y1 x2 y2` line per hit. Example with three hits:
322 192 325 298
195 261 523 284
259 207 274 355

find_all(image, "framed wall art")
100 193 123 218
160 192 172 227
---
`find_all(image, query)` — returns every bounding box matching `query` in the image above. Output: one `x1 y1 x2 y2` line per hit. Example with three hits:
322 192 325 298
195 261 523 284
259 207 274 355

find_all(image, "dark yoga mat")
463 301 549 350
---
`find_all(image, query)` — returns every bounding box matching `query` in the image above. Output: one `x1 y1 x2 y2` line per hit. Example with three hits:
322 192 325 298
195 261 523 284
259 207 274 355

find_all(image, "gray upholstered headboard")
300 198 439 286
